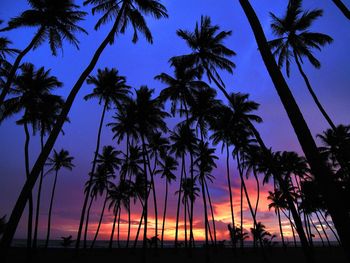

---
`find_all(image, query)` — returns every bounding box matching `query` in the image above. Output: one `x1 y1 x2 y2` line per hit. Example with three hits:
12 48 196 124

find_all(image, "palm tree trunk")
277 208 286 248
81 102 108 247
318 210 341 245
90 192 108 249
253 169 260 220
45 170 58 249
293 51 336 130
288 211 298 248
141 136 149 249
0 4 128 250
225 145 236 236
311 217 324 247
33 133 45 249
240 180 243 249
133 202 144 249
175 155 185 248
205 180 217 245
126 135 131 248
236 154 266 255
184 196 188 248
201 176 209 246
109 206 119 249
83 196 94 249
161 180 168 248
117 207 121 248
315 211 331 247
239 1 350 260
0 27 45 107
23 122 33 249
332 0 350 20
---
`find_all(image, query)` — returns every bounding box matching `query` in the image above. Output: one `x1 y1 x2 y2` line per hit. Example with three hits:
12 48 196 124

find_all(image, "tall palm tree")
155 155 177 248
84 145 121 247
0 0 87 106
44 149 74 248
81 68 130 248
0 63 62 248
33 95 65 248
133 86 169 248
1 0 168 249
268 0 335 130
194 141 218 246
170 124 197 247
267 189 289 248
238 1 350 260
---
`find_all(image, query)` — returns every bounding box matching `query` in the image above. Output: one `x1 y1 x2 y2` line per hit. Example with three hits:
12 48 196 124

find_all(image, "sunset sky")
0 0 349 242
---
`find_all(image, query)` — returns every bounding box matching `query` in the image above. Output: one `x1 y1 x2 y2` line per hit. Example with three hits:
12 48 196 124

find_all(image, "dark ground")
2 247 348 263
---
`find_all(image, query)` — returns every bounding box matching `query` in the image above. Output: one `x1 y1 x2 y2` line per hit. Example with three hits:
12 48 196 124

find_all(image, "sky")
0 0 349 243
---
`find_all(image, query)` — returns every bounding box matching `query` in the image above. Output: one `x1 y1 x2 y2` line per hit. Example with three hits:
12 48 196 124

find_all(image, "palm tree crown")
46 149 74 172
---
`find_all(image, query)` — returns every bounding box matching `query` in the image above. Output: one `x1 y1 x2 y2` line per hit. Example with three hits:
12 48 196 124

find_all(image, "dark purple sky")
0 0 349 240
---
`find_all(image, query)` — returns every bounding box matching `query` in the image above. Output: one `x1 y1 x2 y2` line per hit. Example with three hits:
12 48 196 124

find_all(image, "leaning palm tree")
155 155 178 248
0 63 62 248
268 0 335 130
238 1 350 260
1 0 168 249
44 149 74 248
0 0 87 106
332 0 350 20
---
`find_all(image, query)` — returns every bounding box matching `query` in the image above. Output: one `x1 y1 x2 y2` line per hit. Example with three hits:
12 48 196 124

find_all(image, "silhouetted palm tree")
45 149 74 248
1 63 62 248
82 68 129 248
0 0 87 105
1 0 168 249
156 155 177 248
133 86 168 248
238 1 350 259
194 141 217 246
170 124 197 247
84 145 121 248
268 0 335 129
33 95 65 248
0 215 6 237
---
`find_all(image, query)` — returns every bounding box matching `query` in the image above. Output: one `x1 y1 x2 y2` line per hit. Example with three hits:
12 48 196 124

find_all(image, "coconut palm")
268 0 335 130
44 149 74 248
84 145 121 248
0 63 62 248
194 141 218 246
0 0 87 106
33 95 65 248
238 1 350 259
267 190 288 247
170 124 198 247
1 0 168 248
81 68 130 247
155 155 178 248
133 86 169 248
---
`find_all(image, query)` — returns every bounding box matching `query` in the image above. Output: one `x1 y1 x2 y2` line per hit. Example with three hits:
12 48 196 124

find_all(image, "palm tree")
88 145 121 247
33 95 65 248
133 86 168 248
238 1 350 260
0 0 87 105
81 68 130 248
44 149 74 248
194 141 218 246
0 63 62 248
170 124 197 247
155 155 177 248
268 0 335 130
267 190 288 248
0 215 6 237
1 0 168 249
